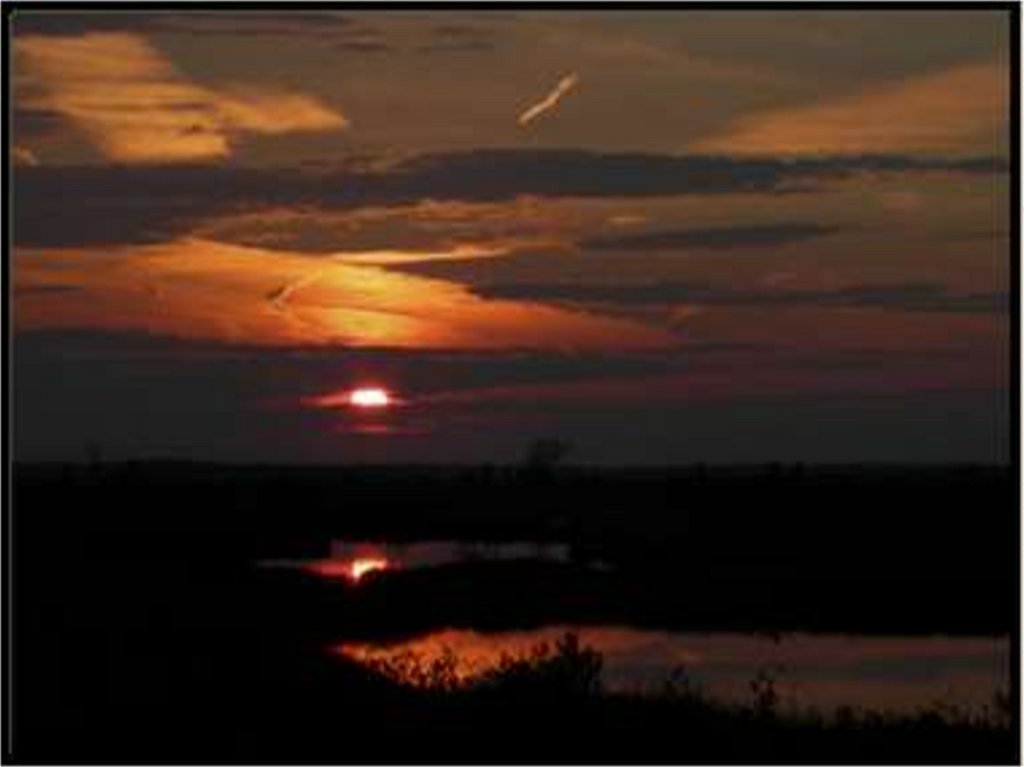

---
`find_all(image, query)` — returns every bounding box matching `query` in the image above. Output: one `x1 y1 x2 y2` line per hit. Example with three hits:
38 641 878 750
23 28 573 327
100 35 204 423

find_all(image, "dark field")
7 462 1019 763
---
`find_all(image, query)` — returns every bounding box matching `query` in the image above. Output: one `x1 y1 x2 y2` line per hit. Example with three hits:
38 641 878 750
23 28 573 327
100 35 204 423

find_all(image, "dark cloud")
158 12 354 36
475 281 1010 314
11 108 69 142
815 284 1010 314
14 170 218 247
392 150 1006 200
330 22 395 51
431 24 494 39
417 40 496 53
581 223 840 251
11 11 352 38
12 150 1008 247
13 284 82 296
11 11 155 36
941 228 1011 243
336 39 393 53
418 24 497 53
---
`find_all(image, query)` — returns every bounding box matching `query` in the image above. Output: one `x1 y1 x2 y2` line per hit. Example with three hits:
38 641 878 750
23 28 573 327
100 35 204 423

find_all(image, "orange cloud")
14 33 347 163
692 61 1007 155
214 88 350 135
312 243 514 266
13 239 675 351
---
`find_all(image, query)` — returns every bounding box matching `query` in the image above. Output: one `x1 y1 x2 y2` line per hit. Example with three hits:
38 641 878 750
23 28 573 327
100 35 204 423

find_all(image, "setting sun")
349 387 392 408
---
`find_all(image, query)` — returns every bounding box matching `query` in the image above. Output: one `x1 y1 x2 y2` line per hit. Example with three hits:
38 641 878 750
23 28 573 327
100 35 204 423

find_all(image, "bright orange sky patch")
14 239 677 351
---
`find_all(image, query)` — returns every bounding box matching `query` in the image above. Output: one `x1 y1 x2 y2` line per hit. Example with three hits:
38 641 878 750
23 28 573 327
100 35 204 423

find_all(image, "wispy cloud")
267 243 511 308
518 72 579 126
337 39 393 53
692 61 1007 155
14 32 348 163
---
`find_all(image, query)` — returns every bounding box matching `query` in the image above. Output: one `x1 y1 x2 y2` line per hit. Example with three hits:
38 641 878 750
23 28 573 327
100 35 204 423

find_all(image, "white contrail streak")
518 72 579 126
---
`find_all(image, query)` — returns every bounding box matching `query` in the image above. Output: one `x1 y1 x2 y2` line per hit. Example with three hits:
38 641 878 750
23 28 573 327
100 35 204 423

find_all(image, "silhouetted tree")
522 438 571 480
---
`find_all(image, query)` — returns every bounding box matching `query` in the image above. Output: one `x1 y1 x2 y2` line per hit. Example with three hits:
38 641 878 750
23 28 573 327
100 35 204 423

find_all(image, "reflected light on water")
333 627 1010 715
309 556 391 583
260 540 576 584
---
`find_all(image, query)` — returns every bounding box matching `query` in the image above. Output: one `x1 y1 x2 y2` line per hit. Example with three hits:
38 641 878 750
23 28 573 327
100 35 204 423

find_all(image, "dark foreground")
6 462 1019 763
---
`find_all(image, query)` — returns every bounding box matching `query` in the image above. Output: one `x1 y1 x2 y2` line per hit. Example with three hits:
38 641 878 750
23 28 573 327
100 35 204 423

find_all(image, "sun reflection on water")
308 556 391 583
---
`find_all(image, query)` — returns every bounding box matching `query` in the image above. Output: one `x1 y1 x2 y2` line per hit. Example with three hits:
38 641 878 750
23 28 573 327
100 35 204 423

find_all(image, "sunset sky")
11 9 1012 464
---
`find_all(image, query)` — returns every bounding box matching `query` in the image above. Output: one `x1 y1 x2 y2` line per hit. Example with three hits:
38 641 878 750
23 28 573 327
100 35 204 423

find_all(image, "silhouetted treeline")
13 461 1014 603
